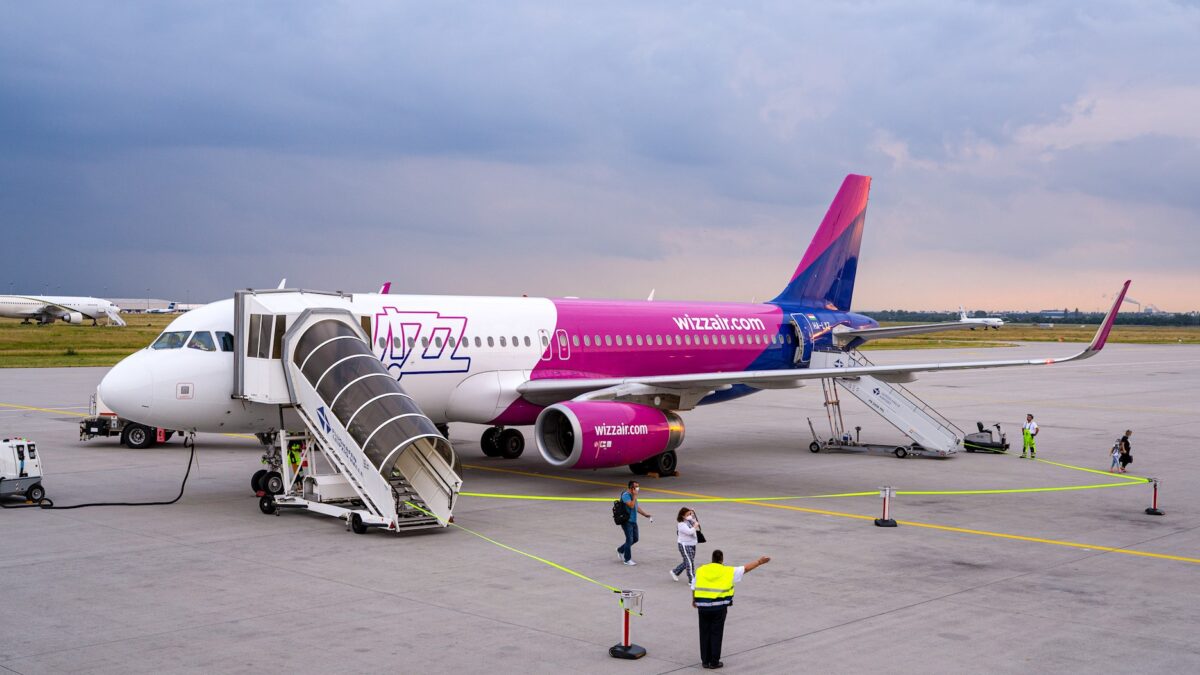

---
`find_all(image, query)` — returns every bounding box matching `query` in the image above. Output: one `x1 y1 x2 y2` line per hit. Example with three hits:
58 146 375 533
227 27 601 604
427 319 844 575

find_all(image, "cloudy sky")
2 1 1197 311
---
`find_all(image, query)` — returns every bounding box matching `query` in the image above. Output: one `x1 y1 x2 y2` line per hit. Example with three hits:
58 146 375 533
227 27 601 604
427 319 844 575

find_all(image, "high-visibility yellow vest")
693 563 736 609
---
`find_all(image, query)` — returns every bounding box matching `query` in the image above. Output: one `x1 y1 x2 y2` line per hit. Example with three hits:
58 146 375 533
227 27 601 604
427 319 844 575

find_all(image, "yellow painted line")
402 500 620 593
0 402 88 417
1035 457 1148 482
463 463 1197 565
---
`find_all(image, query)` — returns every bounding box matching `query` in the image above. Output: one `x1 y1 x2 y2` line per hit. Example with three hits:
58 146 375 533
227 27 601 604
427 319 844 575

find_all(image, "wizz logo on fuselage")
373 308 471 379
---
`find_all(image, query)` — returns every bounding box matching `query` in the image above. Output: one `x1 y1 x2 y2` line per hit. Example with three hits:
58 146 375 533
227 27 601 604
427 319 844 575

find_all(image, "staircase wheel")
481 427 502 457
258 496 277 515
499 429 524 459
251 469 268 493
894 447 909 459
264 471 284 495
809 441 821 453
350 513 368 535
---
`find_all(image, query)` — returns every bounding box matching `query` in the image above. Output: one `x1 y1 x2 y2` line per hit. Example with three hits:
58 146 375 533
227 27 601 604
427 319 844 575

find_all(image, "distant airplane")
147 302 178 314
97 174 1127 475
0 294 125 326
959 306 1005 330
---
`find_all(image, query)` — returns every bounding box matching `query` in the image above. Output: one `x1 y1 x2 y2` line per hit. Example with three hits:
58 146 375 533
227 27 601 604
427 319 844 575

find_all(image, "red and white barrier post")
609 590 646 660
875 486 898 527
1145 478 1164 516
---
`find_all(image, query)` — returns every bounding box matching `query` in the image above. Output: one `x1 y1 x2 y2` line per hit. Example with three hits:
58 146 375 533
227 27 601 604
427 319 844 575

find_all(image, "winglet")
380 282 392 295
1052 280 1130 364
277 278 287 290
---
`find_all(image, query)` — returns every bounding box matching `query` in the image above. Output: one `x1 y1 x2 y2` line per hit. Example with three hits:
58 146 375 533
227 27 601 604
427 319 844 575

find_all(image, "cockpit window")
151 331 190 350
216 332 235 352
187 331 216 352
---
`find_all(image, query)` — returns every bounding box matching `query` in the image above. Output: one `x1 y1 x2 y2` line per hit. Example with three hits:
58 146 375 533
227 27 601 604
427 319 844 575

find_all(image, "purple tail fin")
771 174 871 310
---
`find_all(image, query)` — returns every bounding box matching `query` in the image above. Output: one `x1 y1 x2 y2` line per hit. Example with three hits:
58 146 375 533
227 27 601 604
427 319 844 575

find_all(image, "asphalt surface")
1 343 1197 673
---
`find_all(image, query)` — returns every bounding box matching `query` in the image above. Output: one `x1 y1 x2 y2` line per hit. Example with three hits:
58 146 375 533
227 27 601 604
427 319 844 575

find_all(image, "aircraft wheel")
809 441 821 453
27 484 45 502
481 427 502 457
251 469 268 493
258 495 276 515
123 424 155 449
629 461 650 476
498 429 525 459
350 513 368 534
894 447 909 459
646 451 677 475
264 471 285 495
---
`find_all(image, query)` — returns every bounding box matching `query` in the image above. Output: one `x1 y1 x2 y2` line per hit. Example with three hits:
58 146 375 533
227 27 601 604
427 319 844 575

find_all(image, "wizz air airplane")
0 294 126 326
98 175 1129 475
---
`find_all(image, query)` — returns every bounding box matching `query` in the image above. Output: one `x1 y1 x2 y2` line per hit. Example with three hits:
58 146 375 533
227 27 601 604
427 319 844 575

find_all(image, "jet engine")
62 312 84 324
534 401 684 470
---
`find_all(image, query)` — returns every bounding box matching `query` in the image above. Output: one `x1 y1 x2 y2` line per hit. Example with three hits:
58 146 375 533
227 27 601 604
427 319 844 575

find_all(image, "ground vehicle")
79 393 174 449
0 438 45 502
963 422 1010 453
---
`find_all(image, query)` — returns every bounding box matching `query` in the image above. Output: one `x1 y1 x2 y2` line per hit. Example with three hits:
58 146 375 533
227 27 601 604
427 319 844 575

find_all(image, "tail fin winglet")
772 174 871 310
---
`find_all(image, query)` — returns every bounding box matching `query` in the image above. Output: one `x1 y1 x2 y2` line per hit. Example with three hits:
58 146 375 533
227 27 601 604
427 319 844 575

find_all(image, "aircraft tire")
646 450 677 475
809 441 821 453
258 495 276 515
264 471 284 495
628 461 650 476
251 469 268 493
481 427 502 457
499 429 525 459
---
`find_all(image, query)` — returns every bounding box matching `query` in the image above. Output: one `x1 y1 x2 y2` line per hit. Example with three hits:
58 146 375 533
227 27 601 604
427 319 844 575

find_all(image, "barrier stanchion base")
1145 508 1165 516
609 644 647 659
874 518 897 527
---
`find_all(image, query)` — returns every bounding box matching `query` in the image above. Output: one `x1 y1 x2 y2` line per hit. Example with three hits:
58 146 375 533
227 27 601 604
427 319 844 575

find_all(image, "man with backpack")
615 480 653 565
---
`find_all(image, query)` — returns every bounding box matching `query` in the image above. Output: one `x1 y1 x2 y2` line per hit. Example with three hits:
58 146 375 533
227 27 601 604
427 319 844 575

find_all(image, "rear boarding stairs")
236 289 462 534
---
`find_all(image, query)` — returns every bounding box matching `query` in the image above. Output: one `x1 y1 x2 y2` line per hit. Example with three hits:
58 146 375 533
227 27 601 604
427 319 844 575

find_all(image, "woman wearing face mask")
671 507 701 583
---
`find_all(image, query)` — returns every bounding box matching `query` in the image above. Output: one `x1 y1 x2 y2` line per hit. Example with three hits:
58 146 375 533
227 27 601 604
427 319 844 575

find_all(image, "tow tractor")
79 392 176 449
963 422 1010 453
1 437 46 502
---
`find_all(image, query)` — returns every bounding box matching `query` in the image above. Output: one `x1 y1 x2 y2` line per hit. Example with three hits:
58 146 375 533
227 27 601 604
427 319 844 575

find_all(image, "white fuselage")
0 294 122 324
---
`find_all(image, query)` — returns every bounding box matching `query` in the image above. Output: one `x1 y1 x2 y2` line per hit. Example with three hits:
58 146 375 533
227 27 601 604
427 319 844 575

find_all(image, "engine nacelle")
63 312 84 325
534 401 685 470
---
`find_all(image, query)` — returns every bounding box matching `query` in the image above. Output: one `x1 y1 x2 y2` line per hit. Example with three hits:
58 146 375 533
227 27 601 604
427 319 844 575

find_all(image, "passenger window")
500 336 507 347
448 337 456 348
684 335 691 346
786 334 793 343
524 336 531 347
512 336 518 347
702 335 710 345
557 333 567 347
152 331 190 350
487 336 494 347
408 337 416 349
615 335 622 346
435 337 443 348
422 337 429 348
378 337 387 350
583 335 591 347
655 335 663 346
573 335 580 347
636 335 643 346
720 335 728 345
216 332 235 352
645 334 652 345
541 335 549 347
604 335 612 347
593 334 600 346
626 335 632 346
738 335 745 345
393 337 402 349
476 337 483 348
187 331 216 352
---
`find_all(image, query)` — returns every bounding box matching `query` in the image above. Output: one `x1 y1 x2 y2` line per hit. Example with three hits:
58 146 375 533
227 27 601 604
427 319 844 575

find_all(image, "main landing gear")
629 450 677 476
481 426 524 459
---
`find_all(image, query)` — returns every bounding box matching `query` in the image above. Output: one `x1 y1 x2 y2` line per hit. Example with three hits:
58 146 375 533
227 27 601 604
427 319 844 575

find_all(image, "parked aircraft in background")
97 174 1128 475
146 302 178 314
959 306 1004 330
0 295 125 326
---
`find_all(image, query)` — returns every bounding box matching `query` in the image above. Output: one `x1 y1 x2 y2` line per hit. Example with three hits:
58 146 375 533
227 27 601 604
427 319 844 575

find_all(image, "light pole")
146 288 150 312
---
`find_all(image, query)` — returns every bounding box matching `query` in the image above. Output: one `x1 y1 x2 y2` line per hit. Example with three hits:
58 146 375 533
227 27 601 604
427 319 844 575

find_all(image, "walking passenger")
671 507 701 583
616 481 652 565
1118 430 1133 473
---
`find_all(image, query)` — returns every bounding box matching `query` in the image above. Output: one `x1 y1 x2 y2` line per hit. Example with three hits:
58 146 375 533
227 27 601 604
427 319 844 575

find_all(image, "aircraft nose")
99 351 155 419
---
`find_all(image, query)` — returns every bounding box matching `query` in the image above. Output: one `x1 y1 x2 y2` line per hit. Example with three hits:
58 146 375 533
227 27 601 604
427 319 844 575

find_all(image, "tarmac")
1 342 1198 674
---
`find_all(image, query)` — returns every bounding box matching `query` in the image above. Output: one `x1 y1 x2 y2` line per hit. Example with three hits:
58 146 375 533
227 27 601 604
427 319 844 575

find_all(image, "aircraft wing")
519 280 1130 409
836 320 988 343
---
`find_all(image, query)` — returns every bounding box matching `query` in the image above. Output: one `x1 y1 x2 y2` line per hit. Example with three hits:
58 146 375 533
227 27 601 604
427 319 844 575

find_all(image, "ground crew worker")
1021 413 1039 459
287 440 304 484
691 549 770 669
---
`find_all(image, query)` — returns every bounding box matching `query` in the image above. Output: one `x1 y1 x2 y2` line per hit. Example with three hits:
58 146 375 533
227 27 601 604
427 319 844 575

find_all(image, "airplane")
0 294 126 326
97 174 1129 475
147 302 178 314
959 306 1004 330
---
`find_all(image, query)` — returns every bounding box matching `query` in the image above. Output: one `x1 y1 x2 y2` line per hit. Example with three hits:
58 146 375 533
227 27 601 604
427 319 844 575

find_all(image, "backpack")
612 498 630 526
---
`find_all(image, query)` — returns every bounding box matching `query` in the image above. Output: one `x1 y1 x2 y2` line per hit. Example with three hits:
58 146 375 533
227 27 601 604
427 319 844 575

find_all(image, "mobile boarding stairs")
235 289 462 534
801 342 963 459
